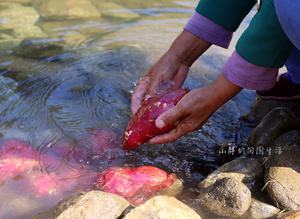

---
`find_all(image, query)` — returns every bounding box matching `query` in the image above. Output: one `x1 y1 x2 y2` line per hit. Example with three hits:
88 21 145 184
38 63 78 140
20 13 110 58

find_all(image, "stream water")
0 0 256 218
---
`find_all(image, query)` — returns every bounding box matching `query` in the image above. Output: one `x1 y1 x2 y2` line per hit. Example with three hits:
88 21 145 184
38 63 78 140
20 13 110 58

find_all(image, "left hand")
149 74 242 144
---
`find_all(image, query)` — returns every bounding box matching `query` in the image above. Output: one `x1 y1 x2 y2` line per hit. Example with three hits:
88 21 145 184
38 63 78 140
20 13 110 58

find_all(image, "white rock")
124 196 201 219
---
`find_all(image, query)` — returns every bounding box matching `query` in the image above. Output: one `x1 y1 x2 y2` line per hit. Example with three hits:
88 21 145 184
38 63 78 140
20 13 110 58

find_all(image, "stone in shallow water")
0 3 39 28
124 195 201 219
0 33 22 51
95 166 182 205
265 147 300 210
244 199 280 219
32 191 130 219
198 157 263 191
276 211 300 219
13 38 64 59
0 3 46 40
1 0 33 5
250 107 300 147
198 177 251 217
92 1 139 19
35 0 101 20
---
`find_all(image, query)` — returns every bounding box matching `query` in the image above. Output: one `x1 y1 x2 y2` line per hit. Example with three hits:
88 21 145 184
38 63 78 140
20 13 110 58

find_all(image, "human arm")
150 74 241 144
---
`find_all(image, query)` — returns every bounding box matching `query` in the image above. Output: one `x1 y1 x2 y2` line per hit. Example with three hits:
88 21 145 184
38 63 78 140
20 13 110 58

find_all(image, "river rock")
35 0 101 20
32 191 130 219
0 3 39 28
265 147 300 210
159 177 183 197
0 33 22 51
124 196 201 219
198 177 251 217
0 3 46 40
13 38 64 59
92 1 139 19
198 157 263 191
250 107 300 147
244 199 281 219
276 211 300 219
245 99 300 124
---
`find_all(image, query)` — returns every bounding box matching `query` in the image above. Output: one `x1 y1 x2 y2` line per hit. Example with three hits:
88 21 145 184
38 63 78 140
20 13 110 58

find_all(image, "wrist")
168 30 211 66
207 74 242 108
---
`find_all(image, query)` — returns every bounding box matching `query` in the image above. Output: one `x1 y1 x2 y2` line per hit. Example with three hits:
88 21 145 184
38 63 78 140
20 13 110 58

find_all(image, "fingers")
131 76 150 115
172 65 189 89
149 121 193 144
155 105 185 129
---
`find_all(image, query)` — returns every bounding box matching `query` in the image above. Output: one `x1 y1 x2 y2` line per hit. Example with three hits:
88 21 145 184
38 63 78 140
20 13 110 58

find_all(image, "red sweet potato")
95 166 175 205
123 89 188 150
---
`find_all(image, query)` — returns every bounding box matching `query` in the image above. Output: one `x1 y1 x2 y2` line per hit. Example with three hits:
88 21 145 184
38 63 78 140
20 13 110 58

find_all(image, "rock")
198 157 263 191
0 33 21 51
2 0 33 5
0 3 39 28
265 147 300 210
13 38 64 59
0 3 46 40
32 191 130 219
244 99 300 124
273 130 300 148
250 107 300 147
276 211 300 219
35 0 101 20
198 177 251 217
12 25 47 39
92 1 139 19
124 196 201 219
244 199 280 219
159 177 183 197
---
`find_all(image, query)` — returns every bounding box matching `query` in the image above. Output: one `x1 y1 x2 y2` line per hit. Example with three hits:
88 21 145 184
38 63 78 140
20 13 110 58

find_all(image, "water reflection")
0 0 255 218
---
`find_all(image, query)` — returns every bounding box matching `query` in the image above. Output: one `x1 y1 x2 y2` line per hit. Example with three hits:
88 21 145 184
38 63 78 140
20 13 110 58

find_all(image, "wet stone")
13 38 64 59
276 211 300 219
0 3 46 40
32 191 130 219
92 1 140 20
244 199 280 219
250 107 300 147
35 0 101 20
124 196 202 219
198 157 263 192
0 3 39 28
265 147 300 210
198 177 252 217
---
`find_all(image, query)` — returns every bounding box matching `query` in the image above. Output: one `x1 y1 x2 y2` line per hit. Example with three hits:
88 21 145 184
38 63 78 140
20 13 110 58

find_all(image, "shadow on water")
0 0 256 218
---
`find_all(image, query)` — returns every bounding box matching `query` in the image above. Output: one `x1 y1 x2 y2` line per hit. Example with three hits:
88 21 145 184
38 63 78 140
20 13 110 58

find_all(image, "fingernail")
156 119 165 129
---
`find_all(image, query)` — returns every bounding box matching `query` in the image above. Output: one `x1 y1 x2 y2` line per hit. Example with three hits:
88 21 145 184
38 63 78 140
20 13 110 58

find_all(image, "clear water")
0 1 256 218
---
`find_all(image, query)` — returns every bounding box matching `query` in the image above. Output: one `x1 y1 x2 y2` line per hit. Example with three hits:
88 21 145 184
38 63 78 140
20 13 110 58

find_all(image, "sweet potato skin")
95 166 175 205
123 89 188 150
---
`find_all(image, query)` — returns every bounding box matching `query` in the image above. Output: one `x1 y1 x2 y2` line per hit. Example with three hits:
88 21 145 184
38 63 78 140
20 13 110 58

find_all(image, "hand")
131 52 189 114
131 30 211 115
149 74 242 144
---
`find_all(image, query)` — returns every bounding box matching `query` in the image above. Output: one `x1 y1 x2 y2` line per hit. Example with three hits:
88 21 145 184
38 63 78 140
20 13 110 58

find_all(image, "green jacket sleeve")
196 0 256 32
236 0 293 68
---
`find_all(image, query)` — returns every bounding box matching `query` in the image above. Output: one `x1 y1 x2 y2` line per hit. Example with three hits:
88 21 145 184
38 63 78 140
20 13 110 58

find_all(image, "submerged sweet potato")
123 89 188 149
95 166 176 205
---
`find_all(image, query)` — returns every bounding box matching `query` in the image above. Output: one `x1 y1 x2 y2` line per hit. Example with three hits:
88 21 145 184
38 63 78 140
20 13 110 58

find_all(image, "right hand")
131 51 189 114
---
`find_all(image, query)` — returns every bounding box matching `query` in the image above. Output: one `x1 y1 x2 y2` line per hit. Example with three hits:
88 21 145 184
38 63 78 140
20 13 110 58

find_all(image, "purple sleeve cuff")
223 51 279 91
184 12 233 48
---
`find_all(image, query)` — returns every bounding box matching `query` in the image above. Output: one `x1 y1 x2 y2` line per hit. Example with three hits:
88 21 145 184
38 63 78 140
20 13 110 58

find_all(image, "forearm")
208 74 242 109
168 30 211 67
